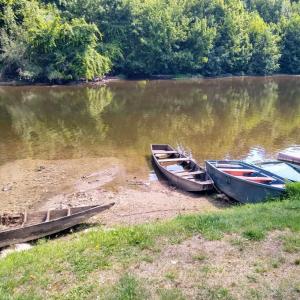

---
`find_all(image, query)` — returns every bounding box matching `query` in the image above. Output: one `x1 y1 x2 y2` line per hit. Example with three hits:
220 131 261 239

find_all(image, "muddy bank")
0 158 229 226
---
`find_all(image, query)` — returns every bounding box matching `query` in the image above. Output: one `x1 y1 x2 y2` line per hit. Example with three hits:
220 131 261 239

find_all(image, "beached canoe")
205 160 286 203
254 161 300 182
151 144 213 192
0 203 115 248
278 147 300 164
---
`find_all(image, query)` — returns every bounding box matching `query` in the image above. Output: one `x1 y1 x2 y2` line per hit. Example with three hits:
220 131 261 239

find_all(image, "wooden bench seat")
153 150 178 154
158 158 190 163
221 169 255 176
189 179 213 185
176 171 205 176
236 176 274 183
216 164 241 168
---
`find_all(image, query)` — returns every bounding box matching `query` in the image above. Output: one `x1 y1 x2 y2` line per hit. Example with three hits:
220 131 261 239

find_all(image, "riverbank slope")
0 184 299 299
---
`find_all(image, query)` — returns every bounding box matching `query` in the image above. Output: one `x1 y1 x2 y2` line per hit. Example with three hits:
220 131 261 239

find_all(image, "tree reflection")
0 77 299 169
0 86 113 162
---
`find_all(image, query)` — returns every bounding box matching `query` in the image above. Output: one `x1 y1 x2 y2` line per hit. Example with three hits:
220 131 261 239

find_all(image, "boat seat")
182 176 195 180
158 158 190 163
176 171 205 176
216 164 241 168
172 169 192 173
200 180 214 185
221 169 255 176
154 153 171 158
236 176 275 183
153 150 178 154
189 179 213 185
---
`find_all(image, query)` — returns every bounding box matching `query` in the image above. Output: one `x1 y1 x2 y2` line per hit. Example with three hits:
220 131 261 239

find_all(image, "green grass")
0 184 299 299
282 234 300 253
157 288 185 300
108 274 148 300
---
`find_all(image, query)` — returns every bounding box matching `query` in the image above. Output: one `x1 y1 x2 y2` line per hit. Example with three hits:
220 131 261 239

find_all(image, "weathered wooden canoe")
151 144 213 192
254 161 300 182
0 203 115 248
205 160 286 203
278 147 300 164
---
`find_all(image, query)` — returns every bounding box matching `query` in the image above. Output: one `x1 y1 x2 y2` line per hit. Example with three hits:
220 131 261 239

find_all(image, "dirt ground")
0 158 229 226
126 231 300 299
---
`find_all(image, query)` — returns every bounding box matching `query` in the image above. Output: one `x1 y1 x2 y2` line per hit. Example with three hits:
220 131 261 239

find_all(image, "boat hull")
205 161 285 203
278 148 300 165
0 203 114 248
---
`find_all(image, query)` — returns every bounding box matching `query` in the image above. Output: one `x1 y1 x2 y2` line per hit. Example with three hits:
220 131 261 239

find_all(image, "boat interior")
0 206 98 229
152 144 212 184
211 161 285 188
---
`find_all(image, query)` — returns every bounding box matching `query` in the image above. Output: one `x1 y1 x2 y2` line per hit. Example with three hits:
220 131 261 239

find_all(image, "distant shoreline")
0 74 300 87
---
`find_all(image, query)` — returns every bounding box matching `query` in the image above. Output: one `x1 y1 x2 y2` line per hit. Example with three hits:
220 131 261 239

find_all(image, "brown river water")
0 76 299 217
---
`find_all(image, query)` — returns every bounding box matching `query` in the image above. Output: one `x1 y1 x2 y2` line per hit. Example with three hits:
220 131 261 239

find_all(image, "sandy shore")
0 158 229 226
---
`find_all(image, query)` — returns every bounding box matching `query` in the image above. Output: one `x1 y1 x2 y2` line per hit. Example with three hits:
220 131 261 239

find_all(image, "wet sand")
0 158 229 226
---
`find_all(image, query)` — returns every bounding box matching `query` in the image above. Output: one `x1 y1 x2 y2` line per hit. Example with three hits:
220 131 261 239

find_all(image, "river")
1 76 299 174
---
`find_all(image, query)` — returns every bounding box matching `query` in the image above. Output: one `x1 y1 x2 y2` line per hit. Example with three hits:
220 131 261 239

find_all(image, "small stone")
1 184 12 192
35 166 45 172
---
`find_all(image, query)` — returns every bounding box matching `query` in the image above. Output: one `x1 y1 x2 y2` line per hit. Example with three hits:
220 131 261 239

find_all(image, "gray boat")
205 160 286 203
254 161 300 182
278 147 300 165
0 203 115 248
151 144 213 192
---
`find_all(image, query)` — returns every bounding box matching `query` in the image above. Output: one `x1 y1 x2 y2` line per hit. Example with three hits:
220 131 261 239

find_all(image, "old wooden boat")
151 144 213 192
254 161 300 182
278 147 300 165
205 160 286 203
0 203 115 248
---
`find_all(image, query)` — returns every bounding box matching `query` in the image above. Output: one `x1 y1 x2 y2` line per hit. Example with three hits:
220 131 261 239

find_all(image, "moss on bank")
0 184 299 299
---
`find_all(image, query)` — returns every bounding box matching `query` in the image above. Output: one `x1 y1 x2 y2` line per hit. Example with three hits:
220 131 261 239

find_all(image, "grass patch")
108 274 148 300
165 270 177 281
193 252 207 262
197 286 234 300
157 288 185 300
282 234 300 253
229 237 249 251
0 184 299 299
242 229 265 241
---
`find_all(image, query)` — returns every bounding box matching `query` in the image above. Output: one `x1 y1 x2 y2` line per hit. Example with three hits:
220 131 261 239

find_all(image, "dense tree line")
1 0 300 82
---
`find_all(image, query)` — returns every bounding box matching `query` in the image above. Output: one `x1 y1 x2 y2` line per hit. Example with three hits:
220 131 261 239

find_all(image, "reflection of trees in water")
104 78 300 160
0 87 113 160
0 78 299 165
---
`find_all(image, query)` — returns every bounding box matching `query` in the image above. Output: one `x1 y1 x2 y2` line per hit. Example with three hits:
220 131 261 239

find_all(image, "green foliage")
0 0 110 81
248 13 281 74
1 0 300 80
206 0 252 75
280 14 300 74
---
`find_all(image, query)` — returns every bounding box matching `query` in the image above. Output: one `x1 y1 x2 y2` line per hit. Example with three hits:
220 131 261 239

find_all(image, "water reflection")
0 77 299 176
